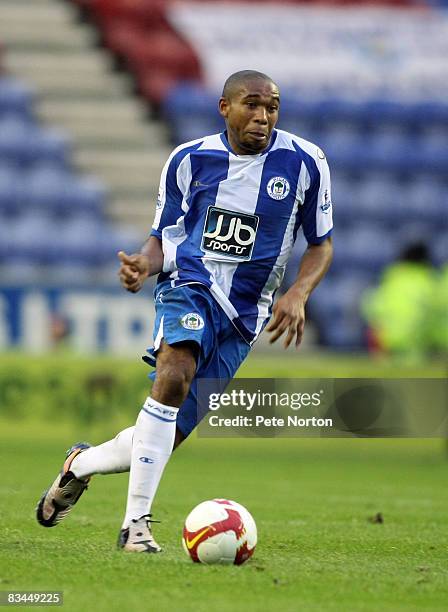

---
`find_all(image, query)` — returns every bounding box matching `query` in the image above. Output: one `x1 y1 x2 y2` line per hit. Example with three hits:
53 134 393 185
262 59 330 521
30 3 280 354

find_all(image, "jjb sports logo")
267 176 290 200
202 206 259 260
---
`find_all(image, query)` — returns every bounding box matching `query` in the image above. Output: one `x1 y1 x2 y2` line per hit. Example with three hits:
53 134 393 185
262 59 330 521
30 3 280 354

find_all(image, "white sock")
122 397 178 529
70 427 135 479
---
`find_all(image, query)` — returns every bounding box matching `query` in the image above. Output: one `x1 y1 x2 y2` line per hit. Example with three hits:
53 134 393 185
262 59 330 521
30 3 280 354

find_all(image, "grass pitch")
0 353 447 611
1 432 447 611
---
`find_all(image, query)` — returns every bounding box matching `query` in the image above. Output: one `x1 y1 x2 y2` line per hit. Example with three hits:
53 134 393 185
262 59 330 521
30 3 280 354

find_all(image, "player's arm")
266 237 333 348
118 236 163 293
267 146 334 348
118 145 188 293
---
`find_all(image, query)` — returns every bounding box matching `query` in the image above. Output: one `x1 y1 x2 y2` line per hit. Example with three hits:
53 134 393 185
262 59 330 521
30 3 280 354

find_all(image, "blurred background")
0 0 447 363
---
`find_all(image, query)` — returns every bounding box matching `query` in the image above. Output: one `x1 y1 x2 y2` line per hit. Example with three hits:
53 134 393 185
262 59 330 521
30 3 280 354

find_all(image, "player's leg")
119 283 221 553
36 283 215 540
68 423 186 479
118 340 196 552
36 413 187 529
35 339 192 530
175 314 251 440
36 429 136 528
70 427 133 478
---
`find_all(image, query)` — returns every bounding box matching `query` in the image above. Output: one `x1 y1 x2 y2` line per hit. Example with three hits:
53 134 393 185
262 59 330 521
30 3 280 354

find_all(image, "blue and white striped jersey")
151 128 333 344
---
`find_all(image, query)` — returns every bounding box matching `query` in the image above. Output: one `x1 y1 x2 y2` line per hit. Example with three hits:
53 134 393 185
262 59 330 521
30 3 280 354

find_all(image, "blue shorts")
144 280 250 438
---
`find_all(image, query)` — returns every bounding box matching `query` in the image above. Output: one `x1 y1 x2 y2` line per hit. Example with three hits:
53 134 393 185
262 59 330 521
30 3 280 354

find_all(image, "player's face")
219 79 280 155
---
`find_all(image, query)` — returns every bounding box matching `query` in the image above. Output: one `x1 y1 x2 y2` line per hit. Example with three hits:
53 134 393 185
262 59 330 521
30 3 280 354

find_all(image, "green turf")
0 353 446 611
1 431 447 611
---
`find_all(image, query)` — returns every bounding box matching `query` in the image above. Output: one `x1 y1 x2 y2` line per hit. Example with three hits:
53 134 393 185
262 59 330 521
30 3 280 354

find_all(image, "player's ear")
219 97 229 119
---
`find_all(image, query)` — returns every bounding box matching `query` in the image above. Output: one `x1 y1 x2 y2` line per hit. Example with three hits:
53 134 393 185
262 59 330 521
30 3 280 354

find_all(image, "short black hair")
222 70 277 99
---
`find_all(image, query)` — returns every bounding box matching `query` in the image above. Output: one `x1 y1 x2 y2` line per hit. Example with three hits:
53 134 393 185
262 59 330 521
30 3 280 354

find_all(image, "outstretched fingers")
266 299 305 348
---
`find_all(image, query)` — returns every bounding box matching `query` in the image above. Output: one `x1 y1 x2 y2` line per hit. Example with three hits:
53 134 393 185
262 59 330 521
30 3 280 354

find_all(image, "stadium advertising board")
0 287 154 353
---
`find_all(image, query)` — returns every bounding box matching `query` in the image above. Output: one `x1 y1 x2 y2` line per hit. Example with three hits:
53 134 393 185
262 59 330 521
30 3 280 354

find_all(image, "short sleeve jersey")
151 128 333 344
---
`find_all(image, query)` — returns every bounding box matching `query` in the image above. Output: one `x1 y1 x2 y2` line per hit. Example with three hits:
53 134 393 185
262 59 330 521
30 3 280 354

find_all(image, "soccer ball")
182 499 257 565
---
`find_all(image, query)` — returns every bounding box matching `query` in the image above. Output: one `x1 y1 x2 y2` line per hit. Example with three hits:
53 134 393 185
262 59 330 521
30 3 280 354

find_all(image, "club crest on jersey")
267 176 290 200
181 313 204 330
201 206 258 260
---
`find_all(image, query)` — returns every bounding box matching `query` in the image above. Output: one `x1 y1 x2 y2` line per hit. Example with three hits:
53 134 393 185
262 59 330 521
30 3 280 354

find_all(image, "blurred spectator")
50 314 71 349
362 243 440 359
430 263 448 354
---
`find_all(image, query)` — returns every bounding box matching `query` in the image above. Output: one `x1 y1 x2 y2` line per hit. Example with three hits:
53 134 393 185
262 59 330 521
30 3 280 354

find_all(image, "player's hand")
117 250 151 293
265 290 306 349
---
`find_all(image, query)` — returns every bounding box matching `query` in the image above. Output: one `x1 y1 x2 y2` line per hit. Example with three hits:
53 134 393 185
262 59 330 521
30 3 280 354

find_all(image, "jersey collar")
220 129 277 157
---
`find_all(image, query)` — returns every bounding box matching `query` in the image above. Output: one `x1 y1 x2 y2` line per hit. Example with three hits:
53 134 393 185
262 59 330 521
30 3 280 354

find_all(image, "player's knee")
153 365 192 406
163 361 193 389
152 344 197 406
